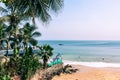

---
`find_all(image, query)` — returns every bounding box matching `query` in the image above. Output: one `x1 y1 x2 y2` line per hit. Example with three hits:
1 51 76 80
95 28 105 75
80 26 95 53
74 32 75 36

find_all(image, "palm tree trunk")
6 40 12 57
6 41 9 57
24 40 28 55
43 58 48 69
43 60 47 69
0 41 4 50
8 41 11 49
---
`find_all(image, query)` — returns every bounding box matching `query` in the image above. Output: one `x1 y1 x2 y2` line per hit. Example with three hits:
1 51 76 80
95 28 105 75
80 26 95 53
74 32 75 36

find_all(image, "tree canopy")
0 0 64 24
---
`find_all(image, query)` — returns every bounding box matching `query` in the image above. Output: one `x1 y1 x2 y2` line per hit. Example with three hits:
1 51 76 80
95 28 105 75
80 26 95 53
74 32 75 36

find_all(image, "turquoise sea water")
38 40 120 63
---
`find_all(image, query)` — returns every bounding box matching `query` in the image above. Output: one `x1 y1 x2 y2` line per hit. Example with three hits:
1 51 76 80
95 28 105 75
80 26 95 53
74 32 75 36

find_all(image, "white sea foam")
63 60 120 68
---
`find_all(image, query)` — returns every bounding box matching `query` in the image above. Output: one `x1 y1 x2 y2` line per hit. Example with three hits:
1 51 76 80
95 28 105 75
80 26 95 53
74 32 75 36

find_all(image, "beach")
52 64 120 80
40 41 120 80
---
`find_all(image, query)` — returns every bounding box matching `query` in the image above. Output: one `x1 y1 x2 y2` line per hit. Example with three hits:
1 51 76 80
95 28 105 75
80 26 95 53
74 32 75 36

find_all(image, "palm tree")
19 23 41 49
0 0 63 57
0 3 32 56
0 21 7 50
38 45 53 69
0 3 27 50
0 0 63 49
3 0 64 24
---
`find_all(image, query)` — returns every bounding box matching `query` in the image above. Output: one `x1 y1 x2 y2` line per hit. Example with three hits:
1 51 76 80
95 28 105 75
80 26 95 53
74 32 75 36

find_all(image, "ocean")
38 40 120 67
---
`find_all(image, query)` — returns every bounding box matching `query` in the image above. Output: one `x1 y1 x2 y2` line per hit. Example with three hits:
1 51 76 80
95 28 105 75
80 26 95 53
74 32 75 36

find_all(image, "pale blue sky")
37 0 120 40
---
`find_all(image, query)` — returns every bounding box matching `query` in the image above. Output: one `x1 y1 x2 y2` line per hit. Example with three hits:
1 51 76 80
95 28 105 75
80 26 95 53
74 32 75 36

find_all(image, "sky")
37 0 120 40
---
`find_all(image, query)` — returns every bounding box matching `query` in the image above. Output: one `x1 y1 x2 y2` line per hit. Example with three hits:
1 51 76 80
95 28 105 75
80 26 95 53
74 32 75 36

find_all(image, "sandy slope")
52 65 120 80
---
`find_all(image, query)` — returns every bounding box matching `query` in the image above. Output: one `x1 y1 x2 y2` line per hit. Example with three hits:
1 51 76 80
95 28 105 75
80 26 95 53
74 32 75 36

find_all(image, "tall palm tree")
19 23 41 49
37 45 53 69
0 3 28 50
0 0 63 57
0 0 63 48
3 0 64 24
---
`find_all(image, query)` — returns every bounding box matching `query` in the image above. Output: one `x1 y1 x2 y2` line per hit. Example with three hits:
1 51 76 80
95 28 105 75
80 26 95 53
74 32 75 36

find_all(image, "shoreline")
52 64 120 80
63 60 120 68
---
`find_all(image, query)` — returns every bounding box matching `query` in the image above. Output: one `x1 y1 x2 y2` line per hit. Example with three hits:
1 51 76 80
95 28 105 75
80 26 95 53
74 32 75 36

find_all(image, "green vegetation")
0 0 63 80
37 45 54 69
0 75 12 80
0 47 42 80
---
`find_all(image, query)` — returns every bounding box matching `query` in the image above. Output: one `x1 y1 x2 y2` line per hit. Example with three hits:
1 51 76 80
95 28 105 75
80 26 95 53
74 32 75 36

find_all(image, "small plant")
62 64 78 74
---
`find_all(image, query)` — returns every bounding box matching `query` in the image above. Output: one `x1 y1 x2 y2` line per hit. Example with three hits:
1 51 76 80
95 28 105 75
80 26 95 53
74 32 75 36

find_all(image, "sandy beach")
52 65 120 80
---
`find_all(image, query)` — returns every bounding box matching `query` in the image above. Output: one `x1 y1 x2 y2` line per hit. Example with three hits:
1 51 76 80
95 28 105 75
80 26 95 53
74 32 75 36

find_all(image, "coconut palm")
0 0 63 49
19 23 41 49
3 0 64 24
0 3 31 56
0 3 27 50
0 0 63 57
37 45 53 69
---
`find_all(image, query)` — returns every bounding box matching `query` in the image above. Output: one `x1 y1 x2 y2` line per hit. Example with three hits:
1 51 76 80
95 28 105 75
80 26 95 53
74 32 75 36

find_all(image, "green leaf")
32 32 41 37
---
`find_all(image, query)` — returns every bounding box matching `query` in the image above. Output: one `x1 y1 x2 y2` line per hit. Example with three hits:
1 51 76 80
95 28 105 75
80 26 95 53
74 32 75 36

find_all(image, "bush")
0 61 12 80
0 47 42 80
12 47 42 80
19 53 42 80
0 75 12 80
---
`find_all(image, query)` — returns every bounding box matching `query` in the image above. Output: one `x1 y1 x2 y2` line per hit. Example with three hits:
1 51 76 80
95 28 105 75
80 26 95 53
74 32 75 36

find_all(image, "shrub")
0 61 12 80
0 75 12 80
0 47 42 80
13 47 42 80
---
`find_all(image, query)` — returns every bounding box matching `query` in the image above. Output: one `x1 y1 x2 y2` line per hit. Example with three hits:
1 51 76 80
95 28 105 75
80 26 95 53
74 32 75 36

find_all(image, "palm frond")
32 32 41 37
0 6 8 14
37 0 51 22
36 45 42 51
0 15 10 22
29 38 38 46
49 0 64 12
29 25 37 32
5 25 12 32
